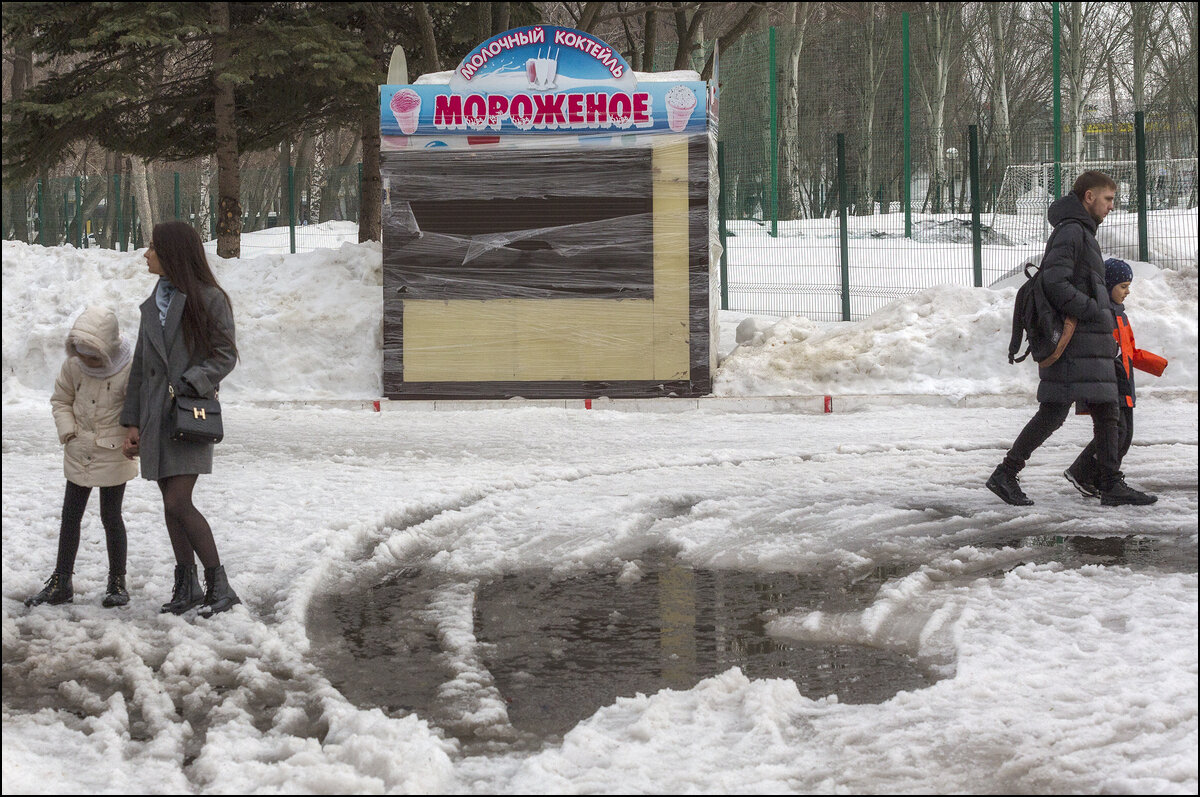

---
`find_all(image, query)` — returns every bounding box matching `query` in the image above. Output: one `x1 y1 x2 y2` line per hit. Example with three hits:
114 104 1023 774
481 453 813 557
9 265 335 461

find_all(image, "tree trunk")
358 18 384 243
672 4 707 71
701 4 764 81
642 8 657 72
6 47 33 242
915 4 957 212
212 1 242 258
778 3 810 220
988 5 1012 180
1131 1 1148 111
414 3 441 74
130 155 155 244
101 152 121 248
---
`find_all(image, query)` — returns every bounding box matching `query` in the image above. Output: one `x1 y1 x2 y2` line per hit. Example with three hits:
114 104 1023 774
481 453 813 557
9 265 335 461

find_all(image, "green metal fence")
667 19 1193 322
2 163 363 258
715 15 1198 322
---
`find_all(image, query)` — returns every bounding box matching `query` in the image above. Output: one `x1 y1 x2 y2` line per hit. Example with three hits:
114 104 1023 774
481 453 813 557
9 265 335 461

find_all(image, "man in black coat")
987 171 1157 507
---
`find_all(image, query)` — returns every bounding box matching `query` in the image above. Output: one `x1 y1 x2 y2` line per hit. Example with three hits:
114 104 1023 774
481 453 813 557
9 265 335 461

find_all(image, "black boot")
1100 476 1158 507
24 572 73 607
987 464 1033 506
197 566 241 618
102 573 129 608
161 564 204 614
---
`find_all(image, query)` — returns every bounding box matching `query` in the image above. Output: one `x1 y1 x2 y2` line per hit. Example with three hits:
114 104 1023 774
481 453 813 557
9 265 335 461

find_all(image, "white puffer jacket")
51 307 139 487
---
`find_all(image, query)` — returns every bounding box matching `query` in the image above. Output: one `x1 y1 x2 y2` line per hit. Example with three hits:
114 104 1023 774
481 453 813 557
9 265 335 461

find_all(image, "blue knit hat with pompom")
1104 258 1133 291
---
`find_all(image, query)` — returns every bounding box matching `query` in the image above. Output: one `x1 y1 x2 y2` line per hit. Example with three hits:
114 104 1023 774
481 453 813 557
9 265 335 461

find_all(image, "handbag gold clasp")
193 407 206 420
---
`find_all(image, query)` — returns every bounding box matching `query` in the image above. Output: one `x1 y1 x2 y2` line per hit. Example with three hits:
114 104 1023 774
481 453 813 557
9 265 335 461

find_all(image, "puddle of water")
988 534 1198 572
307 554 933 753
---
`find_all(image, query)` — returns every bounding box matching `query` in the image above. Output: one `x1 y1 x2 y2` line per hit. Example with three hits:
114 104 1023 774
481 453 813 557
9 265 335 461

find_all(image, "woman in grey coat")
121 221 241 617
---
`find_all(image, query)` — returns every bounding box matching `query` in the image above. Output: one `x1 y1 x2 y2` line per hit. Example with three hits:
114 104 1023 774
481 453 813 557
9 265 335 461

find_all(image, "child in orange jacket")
1064 259 1168 498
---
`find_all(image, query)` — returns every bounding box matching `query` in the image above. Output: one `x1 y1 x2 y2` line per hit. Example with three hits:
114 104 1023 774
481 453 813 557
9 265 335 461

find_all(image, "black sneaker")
1100 479 1157 506
987 465 1033 506
1064 466 1100 498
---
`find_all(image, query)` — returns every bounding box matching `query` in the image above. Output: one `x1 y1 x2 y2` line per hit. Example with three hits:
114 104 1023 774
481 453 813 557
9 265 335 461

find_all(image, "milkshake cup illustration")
390 89 421 135
525 55 558 89
665 85 697 132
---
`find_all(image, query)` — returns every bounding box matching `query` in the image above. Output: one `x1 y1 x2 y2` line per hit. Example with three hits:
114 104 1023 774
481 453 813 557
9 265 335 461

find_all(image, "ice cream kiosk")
380 26 717 399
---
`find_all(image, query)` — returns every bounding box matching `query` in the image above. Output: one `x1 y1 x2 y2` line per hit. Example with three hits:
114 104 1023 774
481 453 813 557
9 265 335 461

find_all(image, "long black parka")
1036 194 1119 405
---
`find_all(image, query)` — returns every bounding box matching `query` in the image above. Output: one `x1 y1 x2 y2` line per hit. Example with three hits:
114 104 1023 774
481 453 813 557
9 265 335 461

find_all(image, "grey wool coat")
120 281 237 481
1036 193 1119 405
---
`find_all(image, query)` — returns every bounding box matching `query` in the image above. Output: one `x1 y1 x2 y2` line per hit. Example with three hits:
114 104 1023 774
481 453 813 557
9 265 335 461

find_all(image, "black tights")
158 474 221 569
55 481 127 575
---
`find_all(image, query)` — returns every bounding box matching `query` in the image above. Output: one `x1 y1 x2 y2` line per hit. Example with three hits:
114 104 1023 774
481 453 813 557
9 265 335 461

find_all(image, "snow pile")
2 240 383 401
715 261 1198 398
4 239 1196 403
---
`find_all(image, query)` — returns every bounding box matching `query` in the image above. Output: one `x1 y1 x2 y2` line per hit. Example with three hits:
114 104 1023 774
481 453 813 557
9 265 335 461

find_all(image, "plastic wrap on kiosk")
382 129 715 399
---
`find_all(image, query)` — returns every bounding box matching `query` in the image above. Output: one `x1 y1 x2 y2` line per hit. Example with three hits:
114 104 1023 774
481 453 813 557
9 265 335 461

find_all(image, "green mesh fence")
716 16 1198 321
2 163 364 257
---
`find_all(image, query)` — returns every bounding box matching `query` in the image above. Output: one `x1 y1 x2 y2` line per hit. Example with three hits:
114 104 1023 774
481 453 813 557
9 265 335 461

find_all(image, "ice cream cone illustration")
665 85 697 132
390 89 421 135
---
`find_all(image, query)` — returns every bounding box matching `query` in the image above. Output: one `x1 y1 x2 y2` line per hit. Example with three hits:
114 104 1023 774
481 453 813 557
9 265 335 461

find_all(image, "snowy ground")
3 235 1198 793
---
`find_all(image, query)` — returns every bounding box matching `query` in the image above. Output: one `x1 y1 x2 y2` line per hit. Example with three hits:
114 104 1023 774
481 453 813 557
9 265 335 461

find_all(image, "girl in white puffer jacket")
25 306 139 608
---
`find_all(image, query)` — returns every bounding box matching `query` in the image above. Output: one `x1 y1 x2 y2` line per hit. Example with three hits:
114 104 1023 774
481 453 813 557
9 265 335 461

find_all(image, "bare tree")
913 2 964 212
777 3 811 220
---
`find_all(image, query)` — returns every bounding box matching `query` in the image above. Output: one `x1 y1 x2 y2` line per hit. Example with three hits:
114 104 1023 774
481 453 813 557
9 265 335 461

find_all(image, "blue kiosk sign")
381 25 706 137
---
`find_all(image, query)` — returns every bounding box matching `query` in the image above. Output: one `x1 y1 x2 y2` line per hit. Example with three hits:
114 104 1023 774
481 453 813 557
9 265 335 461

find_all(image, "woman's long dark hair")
151 221 238 361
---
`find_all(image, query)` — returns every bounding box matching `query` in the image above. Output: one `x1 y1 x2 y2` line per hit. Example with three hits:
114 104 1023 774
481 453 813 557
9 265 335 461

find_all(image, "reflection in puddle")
990 534 1198 572
307 555 934 753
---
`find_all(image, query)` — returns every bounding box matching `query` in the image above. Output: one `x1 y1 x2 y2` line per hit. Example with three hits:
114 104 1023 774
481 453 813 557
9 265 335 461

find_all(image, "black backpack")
1007 219 1083 365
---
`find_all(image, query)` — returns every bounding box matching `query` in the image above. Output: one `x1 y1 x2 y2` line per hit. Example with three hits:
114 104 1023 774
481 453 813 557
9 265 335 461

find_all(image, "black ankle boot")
161 564 204 614
197 565 241 618
102 573 129 608
24 572 73 607
987 464 1033 506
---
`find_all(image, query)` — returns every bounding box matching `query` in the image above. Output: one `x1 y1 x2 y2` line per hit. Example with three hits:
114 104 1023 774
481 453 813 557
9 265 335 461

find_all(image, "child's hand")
123 427 140 459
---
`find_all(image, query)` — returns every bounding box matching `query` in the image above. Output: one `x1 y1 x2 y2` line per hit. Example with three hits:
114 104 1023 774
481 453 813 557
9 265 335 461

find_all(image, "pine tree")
3 1 376 257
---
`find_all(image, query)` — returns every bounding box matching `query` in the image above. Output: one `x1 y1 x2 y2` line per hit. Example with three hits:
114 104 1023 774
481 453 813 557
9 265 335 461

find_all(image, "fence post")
288 165 297 255
75 177 83 248
36 179 44 245
768 26 778 238
902 11 912 238
63 190 70 246
357 161 363 220
717 141 730 311
174 172 181 220
115 174 125 252
969 125 982 287
837 133 850 322
1051 2 1062 197
1134 111 1149 262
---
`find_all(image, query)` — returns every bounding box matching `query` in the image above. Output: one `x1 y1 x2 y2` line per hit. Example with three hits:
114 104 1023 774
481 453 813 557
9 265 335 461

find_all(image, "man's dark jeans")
1003 401 1121 488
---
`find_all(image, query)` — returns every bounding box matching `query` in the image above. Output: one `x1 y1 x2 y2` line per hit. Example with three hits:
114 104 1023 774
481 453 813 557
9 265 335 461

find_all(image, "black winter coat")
1036 194 1119 404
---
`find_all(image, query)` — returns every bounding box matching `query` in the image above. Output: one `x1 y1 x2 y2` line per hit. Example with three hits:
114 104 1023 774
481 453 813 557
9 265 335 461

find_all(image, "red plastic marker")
824 395 832 413
373 400 381 412
585 399 593 410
